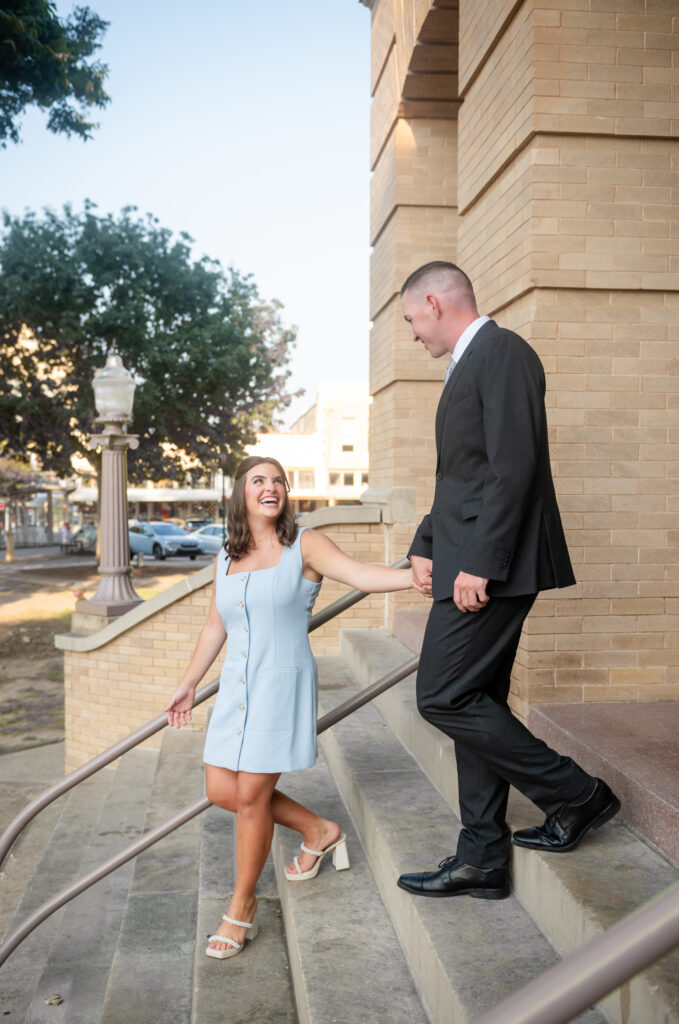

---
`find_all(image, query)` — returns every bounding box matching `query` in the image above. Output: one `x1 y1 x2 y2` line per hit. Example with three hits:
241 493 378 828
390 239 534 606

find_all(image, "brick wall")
63 581 220 772
307 521 388 654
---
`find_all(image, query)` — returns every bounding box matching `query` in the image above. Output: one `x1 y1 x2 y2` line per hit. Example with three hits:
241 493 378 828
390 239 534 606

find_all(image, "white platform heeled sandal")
205 910 259 960
285 833 350 881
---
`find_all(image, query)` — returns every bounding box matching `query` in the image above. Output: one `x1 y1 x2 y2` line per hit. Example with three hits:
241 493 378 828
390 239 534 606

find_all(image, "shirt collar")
451 315 490 365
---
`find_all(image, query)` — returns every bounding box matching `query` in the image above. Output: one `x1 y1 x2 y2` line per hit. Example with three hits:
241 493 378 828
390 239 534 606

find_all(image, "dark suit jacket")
409 320 575 600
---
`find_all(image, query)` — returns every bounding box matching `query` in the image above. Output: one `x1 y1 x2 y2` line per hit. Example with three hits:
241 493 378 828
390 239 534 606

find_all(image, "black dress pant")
417 594 592 869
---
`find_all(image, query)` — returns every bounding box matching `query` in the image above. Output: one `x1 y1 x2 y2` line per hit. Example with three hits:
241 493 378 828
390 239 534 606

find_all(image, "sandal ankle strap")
222 913 255 929
300 842 324 857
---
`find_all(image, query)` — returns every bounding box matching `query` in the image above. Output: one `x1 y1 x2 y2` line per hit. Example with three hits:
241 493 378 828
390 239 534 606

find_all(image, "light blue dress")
203 527 322 773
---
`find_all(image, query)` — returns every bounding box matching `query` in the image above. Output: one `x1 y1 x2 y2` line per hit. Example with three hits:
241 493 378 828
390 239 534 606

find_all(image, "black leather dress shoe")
512 778 621 853
397 857 510 899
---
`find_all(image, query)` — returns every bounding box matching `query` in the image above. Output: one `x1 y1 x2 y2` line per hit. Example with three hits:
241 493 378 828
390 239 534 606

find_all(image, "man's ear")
425 293 442 318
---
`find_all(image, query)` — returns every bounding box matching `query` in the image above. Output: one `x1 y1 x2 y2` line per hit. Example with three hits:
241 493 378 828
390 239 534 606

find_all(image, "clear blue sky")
1 0 371 426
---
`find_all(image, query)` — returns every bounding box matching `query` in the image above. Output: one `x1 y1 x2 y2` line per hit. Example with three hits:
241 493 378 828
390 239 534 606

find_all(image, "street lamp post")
75 349 142 621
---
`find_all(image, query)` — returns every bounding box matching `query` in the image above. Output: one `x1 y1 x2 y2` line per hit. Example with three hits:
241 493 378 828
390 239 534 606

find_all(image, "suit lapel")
434 320 496 453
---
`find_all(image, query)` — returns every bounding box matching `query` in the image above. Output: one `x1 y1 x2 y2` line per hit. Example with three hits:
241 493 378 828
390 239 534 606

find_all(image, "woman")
165 456 413 960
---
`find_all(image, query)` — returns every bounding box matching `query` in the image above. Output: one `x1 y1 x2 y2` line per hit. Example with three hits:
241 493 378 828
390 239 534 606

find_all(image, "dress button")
240 601 244 607
240 705 245 711
242 652 247 659
240 679 245 685
237 730 242 737
241 576 247 582
244 626 248 632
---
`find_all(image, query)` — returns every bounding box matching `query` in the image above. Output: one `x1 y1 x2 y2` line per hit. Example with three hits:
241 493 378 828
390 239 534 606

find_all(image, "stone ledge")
299 486 416 529
54 563 213 653
298 504 382 528
360 486 416 524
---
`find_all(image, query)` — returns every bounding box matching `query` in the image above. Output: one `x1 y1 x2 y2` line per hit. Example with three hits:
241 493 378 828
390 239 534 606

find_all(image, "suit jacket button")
436 472 443 480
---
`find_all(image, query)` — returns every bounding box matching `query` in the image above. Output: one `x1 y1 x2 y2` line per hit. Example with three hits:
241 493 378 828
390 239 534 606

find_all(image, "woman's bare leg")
207 770 279 953
205 766 341 898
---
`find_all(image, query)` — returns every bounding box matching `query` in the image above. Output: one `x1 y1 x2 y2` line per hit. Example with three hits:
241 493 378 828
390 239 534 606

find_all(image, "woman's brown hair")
226 456 298 561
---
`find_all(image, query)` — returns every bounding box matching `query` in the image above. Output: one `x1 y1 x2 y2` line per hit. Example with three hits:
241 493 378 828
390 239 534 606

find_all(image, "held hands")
411 556 433 597
454 571 489 613
164 682 197 729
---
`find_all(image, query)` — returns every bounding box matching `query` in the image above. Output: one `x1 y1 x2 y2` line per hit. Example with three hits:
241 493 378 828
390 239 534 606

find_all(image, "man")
397 261 619 901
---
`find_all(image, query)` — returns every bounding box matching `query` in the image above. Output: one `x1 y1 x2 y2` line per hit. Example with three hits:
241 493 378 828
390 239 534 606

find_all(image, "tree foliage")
0 453 41 493
0 203 298 484
0 1 109 146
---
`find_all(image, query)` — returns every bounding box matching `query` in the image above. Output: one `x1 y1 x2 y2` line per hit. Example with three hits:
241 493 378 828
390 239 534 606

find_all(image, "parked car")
189 523 226 555
129 522 201 560
71 523 98 554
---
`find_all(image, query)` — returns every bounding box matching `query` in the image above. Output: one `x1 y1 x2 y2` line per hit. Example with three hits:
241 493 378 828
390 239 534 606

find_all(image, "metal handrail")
0 556 409 870
474 882 679 1024
0 557 413 966
0 675 219 869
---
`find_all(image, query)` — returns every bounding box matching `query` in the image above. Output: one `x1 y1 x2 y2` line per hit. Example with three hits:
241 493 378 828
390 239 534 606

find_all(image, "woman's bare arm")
301 529 413 593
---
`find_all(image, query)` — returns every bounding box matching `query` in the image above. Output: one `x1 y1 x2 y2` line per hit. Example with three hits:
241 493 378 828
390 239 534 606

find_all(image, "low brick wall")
57 567 220 772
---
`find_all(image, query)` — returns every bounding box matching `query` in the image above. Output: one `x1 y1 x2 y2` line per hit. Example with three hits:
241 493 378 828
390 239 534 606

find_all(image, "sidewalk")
0 546 97 574
0 547 211 575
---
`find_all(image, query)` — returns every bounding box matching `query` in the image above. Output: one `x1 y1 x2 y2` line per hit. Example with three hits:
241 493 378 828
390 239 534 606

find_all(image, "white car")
190 523 226 555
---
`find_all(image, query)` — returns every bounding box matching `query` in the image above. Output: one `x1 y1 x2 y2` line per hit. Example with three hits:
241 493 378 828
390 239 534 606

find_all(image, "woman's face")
243 463 287 524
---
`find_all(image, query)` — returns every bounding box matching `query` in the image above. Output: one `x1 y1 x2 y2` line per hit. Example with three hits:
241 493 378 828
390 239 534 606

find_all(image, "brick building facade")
364 0 678 715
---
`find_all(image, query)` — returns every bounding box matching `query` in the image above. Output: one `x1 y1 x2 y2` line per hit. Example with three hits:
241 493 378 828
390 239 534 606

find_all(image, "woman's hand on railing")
164 682 197 729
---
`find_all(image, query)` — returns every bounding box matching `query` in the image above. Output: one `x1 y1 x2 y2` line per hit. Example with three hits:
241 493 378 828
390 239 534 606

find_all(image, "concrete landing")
529 701 679 866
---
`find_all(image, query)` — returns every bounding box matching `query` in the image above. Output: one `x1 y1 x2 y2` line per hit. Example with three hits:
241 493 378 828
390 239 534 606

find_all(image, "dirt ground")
0 560 198 755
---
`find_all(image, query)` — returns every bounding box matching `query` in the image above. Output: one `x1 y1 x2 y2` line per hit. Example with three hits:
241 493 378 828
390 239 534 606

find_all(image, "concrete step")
271 750 425 1024
0 742 66 940
339 628 679 1024
315 654 605 1024
23 748 159 1024
0 767 116 1020
100 727 206 1024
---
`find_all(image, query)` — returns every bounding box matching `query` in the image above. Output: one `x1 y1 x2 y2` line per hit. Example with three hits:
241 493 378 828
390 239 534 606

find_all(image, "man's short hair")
400 261 476 307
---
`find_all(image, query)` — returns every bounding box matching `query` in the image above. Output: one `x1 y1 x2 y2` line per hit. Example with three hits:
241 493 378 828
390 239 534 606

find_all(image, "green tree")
0 203 298 484
0 1 109 146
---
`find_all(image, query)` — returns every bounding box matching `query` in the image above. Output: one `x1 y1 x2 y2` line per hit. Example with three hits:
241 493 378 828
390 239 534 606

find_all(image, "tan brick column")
368 0 460 605
455 1 679 713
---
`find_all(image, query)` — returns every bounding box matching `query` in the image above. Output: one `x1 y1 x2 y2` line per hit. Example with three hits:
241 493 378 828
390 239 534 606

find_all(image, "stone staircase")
1 629 678 1023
